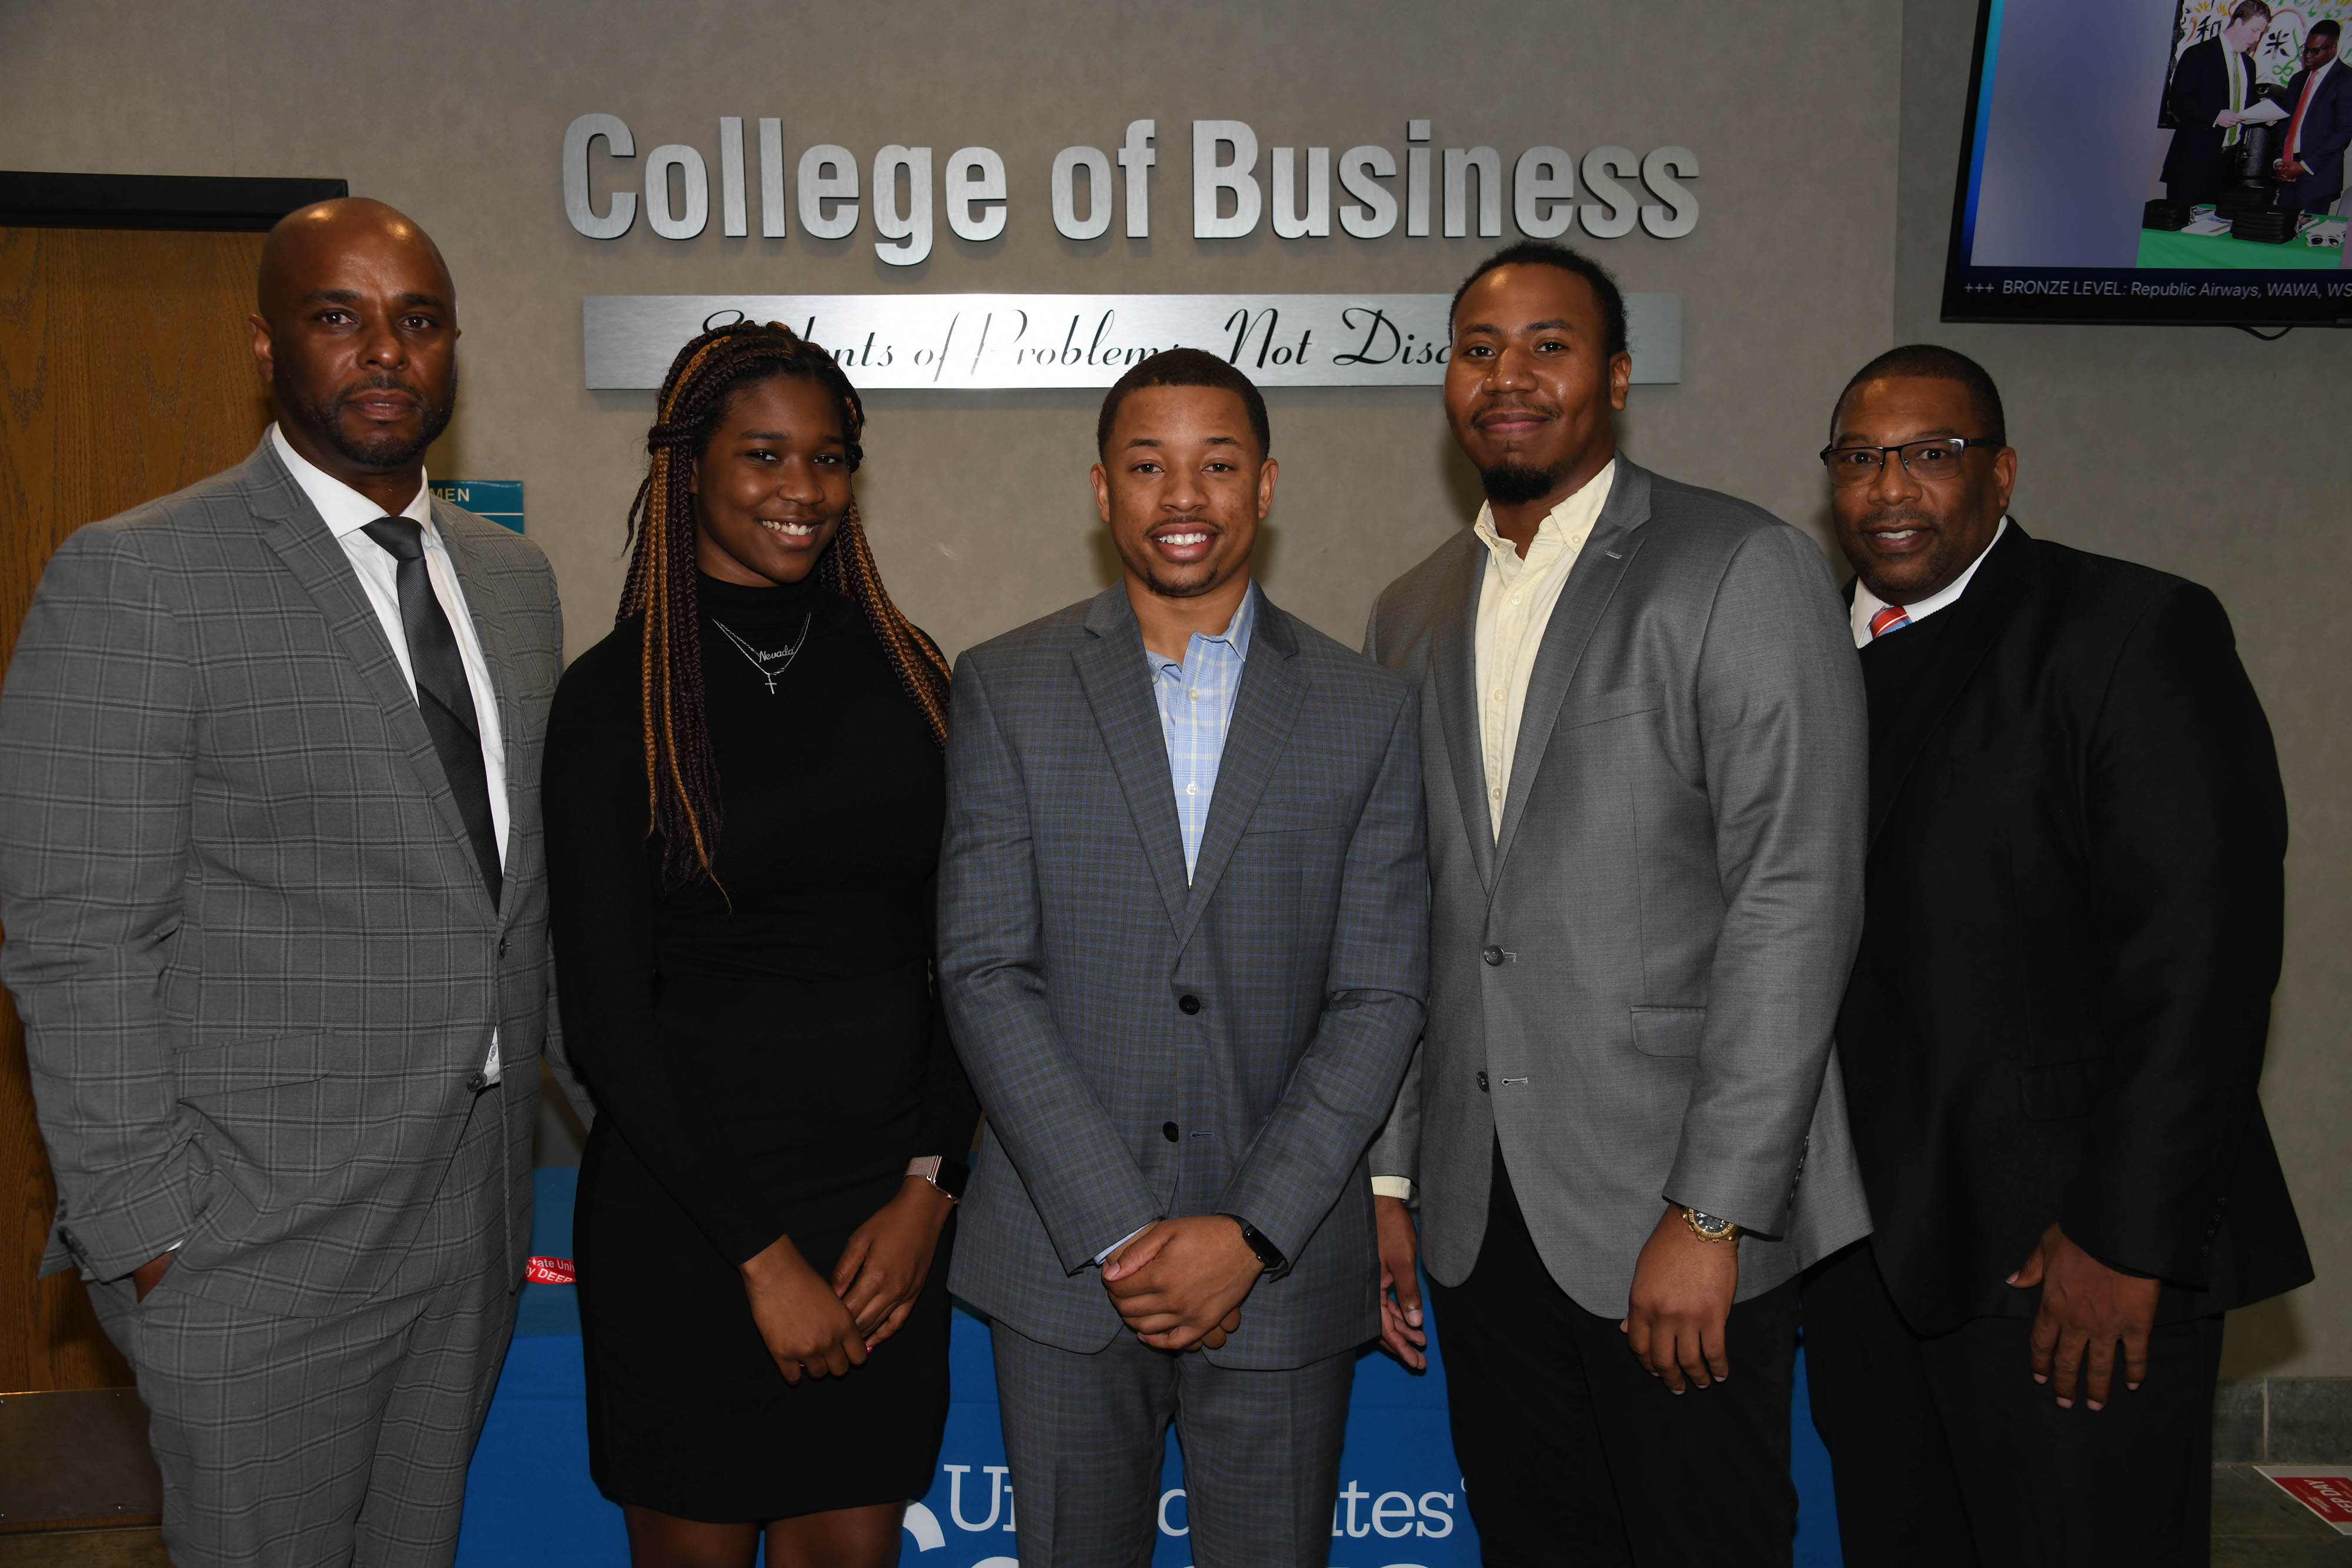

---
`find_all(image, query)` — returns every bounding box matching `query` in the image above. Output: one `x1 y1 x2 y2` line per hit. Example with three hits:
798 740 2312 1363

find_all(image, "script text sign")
582 292 1681 390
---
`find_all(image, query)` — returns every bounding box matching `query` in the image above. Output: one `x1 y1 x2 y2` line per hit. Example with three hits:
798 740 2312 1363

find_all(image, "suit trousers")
1800 1240 2223 1568
89 1088 516 1568
1428 1145 1799 1567
990 1316 1356 1568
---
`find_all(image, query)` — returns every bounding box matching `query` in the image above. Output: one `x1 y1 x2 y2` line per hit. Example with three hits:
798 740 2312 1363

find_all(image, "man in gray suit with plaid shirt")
0 200 571 1566
938 350 1428 1568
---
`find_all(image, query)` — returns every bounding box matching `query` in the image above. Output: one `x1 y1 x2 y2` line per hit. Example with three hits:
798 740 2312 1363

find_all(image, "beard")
1138 561 1222 599
282 367 457 471
1479 460 1566 507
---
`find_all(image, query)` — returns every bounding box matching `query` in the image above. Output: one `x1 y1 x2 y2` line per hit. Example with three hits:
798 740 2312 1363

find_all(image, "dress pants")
1428 1144 1799 1567
90 1089 516 1568
1801 1239 2224 1568
990 1317 1356 1568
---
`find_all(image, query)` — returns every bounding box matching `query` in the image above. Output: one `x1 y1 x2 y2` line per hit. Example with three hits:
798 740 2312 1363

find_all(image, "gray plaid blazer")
1367 461 1873 1318
0 439 569 1319
939 583 1428 1370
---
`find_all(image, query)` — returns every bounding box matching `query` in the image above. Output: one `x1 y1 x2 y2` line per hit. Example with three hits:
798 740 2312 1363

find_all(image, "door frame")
0 171 347 230
1 170 343 1398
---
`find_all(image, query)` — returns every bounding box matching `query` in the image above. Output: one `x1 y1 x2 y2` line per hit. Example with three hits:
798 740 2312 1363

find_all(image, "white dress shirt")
1372 462 1615 1206
1849 516 2009 649
270 424 507 1084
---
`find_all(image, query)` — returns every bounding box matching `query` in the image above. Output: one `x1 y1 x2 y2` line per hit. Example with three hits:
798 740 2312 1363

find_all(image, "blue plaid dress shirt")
1146 586 1257 881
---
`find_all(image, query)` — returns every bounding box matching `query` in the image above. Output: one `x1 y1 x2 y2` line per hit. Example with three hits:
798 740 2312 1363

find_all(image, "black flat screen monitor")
1942 0 2351 326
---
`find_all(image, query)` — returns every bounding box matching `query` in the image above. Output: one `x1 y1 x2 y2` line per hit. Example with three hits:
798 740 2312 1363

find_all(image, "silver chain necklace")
711 613 813 695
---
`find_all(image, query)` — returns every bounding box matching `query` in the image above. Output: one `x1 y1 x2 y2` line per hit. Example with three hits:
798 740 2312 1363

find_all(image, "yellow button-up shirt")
1471 460 1616 838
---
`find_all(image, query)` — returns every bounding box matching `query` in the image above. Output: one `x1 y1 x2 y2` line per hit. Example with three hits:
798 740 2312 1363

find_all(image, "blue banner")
460 1169 1841 1566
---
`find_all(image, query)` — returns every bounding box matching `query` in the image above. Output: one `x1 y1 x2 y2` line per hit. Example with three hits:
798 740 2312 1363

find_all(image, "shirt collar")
1147 580 1257 671
270 423 432 541
1471 459 1617 563
1850 516 2009 647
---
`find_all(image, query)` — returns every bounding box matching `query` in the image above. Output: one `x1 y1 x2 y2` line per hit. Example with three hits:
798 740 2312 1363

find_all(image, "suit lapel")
1493 461 1652 870
1180 588 1305 945
1073 586 1194 933
1425 534 1498 893
1865 524 2034 851
246 443 492 914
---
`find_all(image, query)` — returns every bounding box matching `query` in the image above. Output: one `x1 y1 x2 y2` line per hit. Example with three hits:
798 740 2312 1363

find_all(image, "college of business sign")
568 114 1693 390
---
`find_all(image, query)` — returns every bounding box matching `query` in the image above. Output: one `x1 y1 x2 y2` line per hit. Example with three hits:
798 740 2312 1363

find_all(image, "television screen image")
1944 0 2352 325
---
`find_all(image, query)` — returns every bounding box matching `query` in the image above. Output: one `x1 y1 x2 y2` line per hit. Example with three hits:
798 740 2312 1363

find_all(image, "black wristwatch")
1222 1214 1287 1273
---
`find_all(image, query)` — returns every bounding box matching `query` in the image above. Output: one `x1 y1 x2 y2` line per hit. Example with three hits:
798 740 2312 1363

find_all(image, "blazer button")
1481 945 1505 967
1476 1071 1489 1091
497 936 510 958
466 1072 490 1094
1178 995 1202 1015
1164 1121 1181 1142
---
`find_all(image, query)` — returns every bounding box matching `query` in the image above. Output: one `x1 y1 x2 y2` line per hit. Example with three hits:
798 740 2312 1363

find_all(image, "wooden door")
0 226 270 1391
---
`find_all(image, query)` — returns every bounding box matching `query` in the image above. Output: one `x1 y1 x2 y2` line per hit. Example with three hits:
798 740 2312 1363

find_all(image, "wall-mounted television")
1942 0 2351 326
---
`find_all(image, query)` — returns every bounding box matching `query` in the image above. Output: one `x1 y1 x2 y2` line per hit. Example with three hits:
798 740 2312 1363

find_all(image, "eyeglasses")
1818 437 2001 486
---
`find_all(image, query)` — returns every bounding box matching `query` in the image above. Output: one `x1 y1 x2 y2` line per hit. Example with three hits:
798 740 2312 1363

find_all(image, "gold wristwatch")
1682 1206 1740 1243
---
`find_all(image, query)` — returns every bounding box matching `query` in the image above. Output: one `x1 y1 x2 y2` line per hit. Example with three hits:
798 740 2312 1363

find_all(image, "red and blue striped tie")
1869 604 1912 640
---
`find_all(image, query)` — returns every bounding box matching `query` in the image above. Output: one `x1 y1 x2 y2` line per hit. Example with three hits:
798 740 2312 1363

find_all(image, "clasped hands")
1101 1216 1263 1351
739 1174 956 1386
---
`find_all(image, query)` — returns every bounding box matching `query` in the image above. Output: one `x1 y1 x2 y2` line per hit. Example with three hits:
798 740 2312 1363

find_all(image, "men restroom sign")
428 480 525 534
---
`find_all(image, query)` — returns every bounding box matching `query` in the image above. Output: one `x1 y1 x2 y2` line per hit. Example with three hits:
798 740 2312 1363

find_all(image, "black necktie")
361 517 502 907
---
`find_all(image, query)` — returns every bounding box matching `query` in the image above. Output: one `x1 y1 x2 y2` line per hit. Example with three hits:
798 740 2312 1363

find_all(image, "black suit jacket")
2163 36 2259 202
2276 62 2352 209
1838 523 2311 1338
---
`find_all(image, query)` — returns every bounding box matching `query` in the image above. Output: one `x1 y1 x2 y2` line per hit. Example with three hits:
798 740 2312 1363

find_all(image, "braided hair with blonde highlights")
619 319 951 887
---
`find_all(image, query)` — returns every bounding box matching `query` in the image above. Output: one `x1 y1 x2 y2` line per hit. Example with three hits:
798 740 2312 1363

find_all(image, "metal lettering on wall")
583 293 1681 390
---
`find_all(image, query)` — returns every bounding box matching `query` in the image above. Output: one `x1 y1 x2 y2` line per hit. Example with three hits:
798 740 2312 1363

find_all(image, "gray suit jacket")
1367 460 1871 1317
0 440 573 1319
938 583 1428 1369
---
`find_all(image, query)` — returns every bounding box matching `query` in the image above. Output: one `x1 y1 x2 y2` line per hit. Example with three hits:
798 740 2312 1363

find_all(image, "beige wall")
4 1 2338 1372
0 0 1900 656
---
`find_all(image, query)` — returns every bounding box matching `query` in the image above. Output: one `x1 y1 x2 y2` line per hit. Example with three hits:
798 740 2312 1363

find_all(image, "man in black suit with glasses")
1800 344 2311 1567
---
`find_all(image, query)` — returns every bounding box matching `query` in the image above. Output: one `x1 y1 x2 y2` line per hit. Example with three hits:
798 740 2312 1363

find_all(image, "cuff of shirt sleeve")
1094 1222 1154 1266
1371 1175 1415 1202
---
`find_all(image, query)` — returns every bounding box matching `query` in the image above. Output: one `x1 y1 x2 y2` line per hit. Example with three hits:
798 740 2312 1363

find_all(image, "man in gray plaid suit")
0 199 574 1566
938 350 1429 1568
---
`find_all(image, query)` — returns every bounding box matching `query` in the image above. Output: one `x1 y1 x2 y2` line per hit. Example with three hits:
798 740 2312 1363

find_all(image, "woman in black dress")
544 320 976 1568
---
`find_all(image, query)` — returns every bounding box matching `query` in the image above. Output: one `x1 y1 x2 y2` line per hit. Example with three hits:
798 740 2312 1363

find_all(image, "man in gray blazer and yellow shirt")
939 351 1428 1568
1367 242 1870 1566
0 200 573 1567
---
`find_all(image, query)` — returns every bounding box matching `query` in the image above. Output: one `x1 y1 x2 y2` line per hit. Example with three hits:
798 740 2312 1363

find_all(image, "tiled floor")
1 1471 2347 1564
2215 1465 2352 1564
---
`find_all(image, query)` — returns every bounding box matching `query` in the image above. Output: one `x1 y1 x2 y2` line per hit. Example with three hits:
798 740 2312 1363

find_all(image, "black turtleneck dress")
543 570 975 1523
